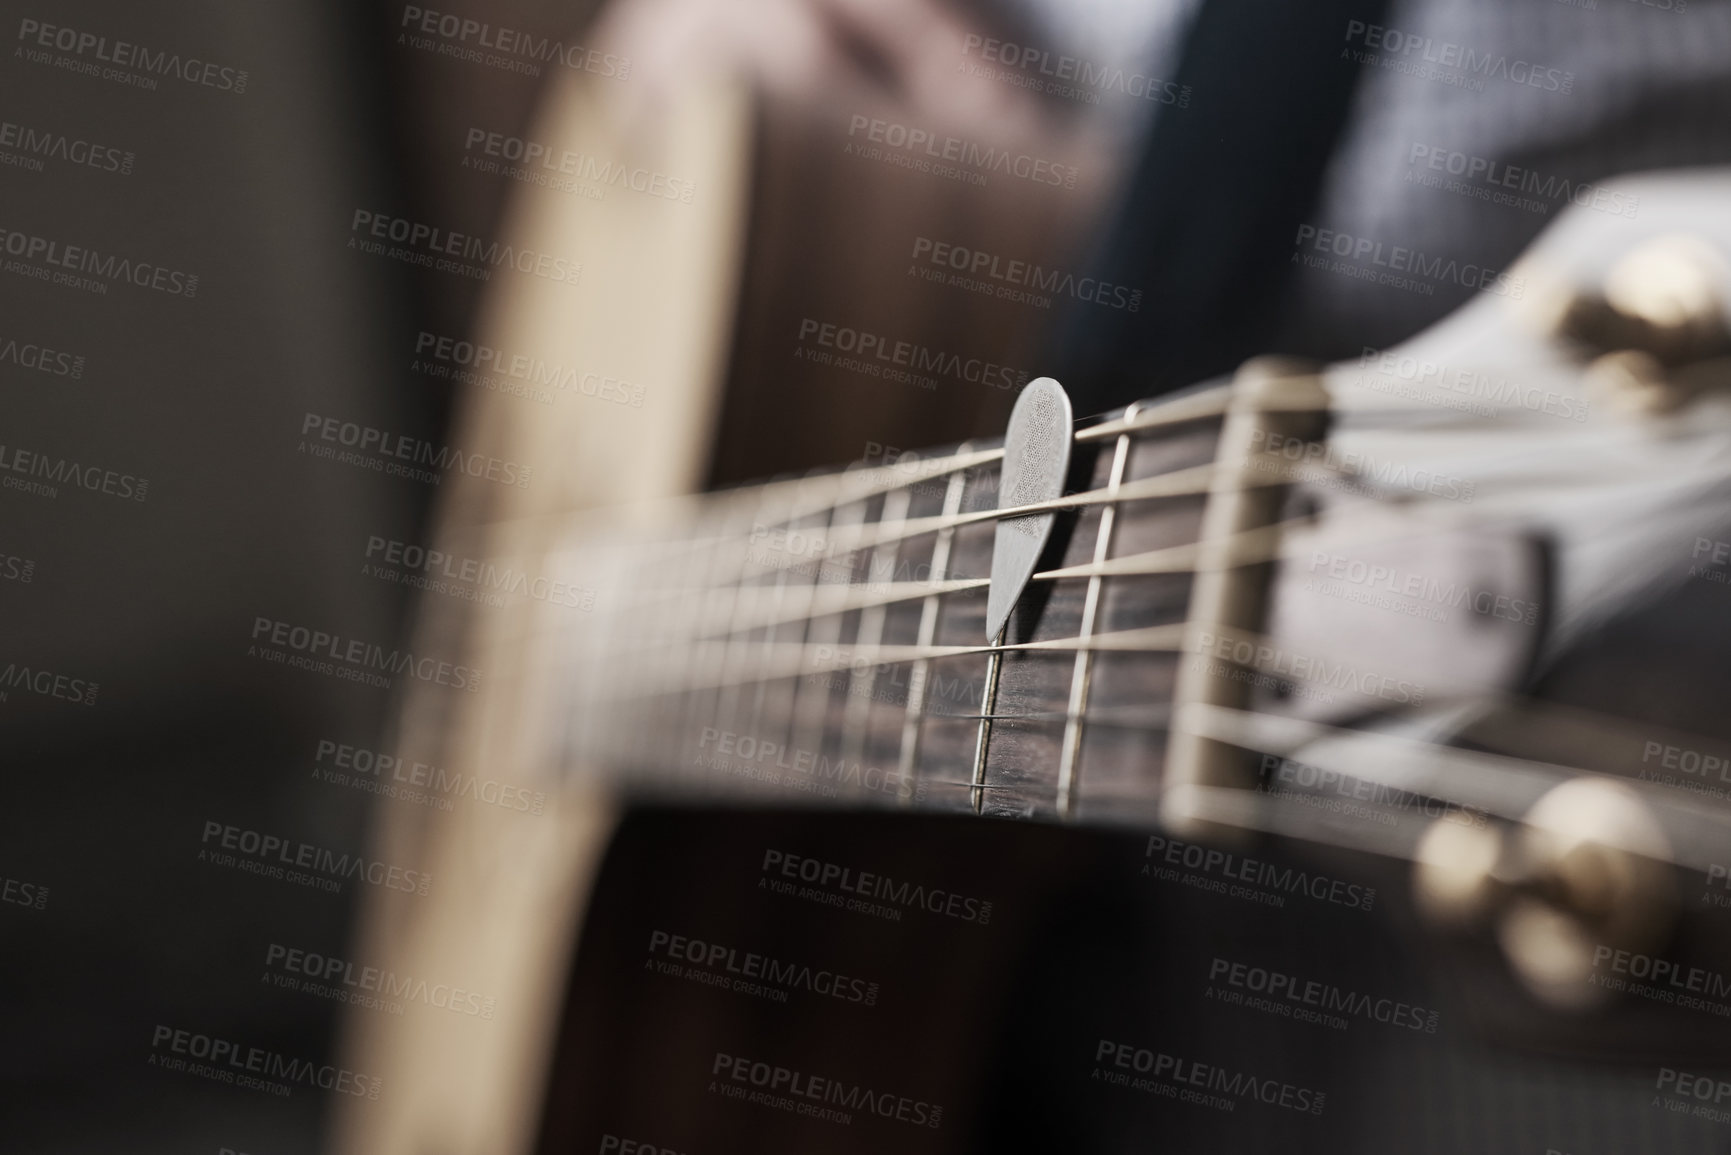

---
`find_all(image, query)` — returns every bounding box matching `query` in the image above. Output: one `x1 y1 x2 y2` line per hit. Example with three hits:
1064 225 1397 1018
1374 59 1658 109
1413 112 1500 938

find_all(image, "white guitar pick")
987 377 1073 643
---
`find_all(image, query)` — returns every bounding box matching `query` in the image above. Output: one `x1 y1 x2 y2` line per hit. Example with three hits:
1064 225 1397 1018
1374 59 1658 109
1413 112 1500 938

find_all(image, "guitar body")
331 70 752 1155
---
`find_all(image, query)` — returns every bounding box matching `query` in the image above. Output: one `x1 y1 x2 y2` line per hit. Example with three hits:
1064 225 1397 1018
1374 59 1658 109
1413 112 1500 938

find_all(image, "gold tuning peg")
1583 349 1683 415
1553 233 1731 367
1413 778 1676 1010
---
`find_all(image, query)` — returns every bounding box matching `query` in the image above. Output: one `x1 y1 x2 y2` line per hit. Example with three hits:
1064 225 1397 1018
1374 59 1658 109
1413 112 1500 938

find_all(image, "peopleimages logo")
0 332 85 378
0 119 134 175
1306 549 1540 626
1143 834 1376 911
149 1025 380 1099
349 210 581 285
462 128 693 203
1260 755 1487 830
1406 144 1638 219
0 440 148 503
249 616 482 692
1293 224 1523 298
413 331 643 408
2 871 49 910
1355 348 1589 422
1093 1039 1326 1114
399 6 630 80
1206 956 1440 1033
1342 20 1574 94
795 317 1027 392
647 929 880 1005
0 224 198 296
760 849 993 924
16 18 249 92
1192 628 1425 708
299 411 532 489
314 738 547 815
0 660 99 706
711 1052 943 1128
910 236 1142 312
364 534 595 610
960 35 1192 108
264 942 497 1018
199 819 432 895
846 115 1078 189
1248 428 1476 504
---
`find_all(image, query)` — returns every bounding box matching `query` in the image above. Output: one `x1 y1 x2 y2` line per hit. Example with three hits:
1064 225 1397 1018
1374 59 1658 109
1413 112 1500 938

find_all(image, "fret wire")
744 487 837 784
1057 401 1142 820
680 527 725 789
691 498 784 790
742 485 807 750
970 626 1007 816
895 779 1034 794
895 459 972 809
788 497 868 774
745 559 790 732
664 518 729 792
839 484 913 771
693 509 764 791
924 704 1174 728
711 482 785 757
702 464 844 786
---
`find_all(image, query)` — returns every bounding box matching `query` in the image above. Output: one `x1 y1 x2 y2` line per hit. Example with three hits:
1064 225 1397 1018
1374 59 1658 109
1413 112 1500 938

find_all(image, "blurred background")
5 0 1731 1151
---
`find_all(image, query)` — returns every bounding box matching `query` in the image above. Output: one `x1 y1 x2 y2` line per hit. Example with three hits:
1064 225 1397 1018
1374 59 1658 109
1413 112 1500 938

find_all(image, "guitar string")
565 376 1331 586
624 510 1428 644
558 441 1527 705
494 386 1233 568
581 505 1473 659
1170 704 1731 876
584 571 1731 863
894 459 973 807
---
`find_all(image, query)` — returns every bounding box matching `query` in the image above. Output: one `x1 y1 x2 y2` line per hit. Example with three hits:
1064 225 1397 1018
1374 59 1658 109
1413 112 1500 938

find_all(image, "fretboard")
557 376 1292 826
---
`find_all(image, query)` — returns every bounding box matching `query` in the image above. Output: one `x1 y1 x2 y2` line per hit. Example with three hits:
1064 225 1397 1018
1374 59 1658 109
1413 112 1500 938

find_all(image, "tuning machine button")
1414 777 1675 1009
1555 233 1731 364
1584 348 1680 415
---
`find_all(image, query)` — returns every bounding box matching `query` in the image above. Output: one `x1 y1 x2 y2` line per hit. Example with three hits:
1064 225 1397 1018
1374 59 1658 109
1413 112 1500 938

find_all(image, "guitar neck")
558 380 1254 826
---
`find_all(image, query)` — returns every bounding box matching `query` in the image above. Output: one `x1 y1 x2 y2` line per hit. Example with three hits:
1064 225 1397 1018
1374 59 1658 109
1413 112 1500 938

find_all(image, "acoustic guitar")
331 59 1731 1155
